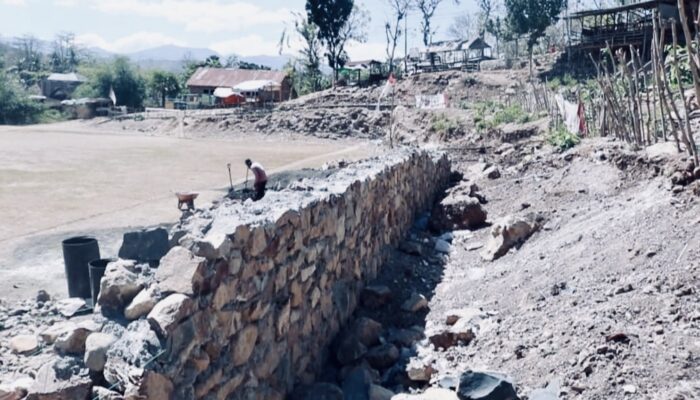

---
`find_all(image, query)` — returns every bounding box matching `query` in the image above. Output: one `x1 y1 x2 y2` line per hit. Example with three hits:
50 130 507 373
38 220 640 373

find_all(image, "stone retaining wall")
102 149 451 400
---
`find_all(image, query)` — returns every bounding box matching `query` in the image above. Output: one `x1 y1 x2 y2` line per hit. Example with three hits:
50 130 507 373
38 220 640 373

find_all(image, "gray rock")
364 343 400 370
104 320 162 391
9 335 38 354
118 227 170 263
353 317 383 347
232 325 258 366
481 214 540 261
97 260 143 318
342 366 372 400
435 239 451 254
0 377 33 400
361 285 392 309
154 246 206 296
431 195 487 231
124 286 159 320
54 319 101 355
55 298 87 318
147 293 195 338
401 293 429 312
36 290 51 303
406 360 434 382
457 371 518 400
337 335 368 365
484 166 501 179
84 333 117 372
26 358 91 400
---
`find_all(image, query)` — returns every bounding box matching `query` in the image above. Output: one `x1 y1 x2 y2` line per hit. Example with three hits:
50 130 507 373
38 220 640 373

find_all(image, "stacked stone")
100 150 450 400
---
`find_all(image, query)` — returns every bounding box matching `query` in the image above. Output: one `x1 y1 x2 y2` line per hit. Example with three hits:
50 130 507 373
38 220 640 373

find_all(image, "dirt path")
0 125 374 300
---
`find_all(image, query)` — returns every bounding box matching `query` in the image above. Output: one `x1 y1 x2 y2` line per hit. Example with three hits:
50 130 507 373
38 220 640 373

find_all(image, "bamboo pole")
671 22 699 163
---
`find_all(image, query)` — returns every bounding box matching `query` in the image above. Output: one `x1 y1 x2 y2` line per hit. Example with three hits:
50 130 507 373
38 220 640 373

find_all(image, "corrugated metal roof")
186 67 288 88
47 72 87 82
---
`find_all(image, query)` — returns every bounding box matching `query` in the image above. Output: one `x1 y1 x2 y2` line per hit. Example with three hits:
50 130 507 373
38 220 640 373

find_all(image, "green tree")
0 71 44 125
306 0 355 82
505 0 564 77
280 11 326 94
80 57 146 108
49 32 81 73
148 70 180 107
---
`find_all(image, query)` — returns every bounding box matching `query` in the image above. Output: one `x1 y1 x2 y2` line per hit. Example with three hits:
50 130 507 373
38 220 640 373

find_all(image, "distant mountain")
127 45 218 62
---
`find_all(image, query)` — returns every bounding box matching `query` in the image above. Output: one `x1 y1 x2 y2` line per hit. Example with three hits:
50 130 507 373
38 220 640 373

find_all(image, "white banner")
415 93 448 109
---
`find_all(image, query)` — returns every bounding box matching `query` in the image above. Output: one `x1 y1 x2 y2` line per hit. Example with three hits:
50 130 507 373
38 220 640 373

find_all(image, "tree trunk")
528 46 533 80
161 91 166 108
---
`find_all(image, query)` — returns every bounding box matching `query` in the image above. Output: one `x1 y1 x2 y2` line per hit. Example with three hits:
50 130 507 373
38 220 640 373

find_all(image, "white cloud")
64 0 291 33
1 0 27 5
75 31 186 53
346 41 386 62
54 0 80 6
210 34 289 57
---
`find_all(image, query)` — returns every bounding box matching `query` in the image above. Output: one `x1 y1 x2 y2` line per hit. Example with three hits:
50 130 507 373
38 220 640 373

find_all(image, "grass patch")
430 113 463 139
471 100 532 131
547 74 577 91
547 125 580 150
37 109 69 124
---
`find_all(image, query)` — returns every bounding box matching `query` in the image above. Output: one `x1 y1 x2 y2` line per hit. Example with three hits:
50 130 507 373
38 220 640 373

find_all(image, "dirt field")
0 124 375 300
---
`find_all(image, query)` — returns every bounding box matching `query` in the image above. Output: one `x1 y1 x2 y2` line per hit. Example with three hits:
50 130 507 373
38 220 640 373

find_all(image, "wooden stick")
672 21 699 162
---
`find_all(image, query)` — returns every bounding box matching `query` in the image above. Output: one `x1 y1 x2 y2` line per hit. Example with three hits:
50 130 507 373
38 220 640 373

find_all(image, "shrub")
548 126 580 150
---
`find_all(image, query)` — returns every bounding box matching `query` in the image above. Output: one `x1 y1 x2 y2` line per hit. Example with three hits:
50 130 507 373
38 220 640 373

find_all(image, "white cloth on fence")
554 94 580 134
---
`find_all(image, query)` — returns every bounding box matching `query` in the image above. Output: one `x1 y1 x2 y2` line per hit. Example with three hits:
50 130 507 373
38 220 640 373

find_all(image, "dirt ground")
0 124 375 300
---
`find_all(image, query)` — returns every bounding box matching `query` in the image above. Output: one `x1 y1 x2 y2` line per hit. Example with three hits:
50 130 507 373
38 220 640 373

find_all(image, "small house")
343 60 384 86
41 72 87 100
408 38 493 74
186 68 295 104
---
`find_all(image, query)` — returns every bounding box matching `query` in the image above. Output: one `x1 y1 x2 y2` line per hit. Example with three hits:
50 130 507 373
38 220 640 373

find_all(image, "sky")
0 0 481 60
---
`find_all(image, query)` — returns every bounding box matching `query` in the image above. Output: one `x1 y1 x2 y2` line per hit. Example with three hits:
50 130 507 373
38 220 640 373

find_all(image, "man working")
245 159 267 201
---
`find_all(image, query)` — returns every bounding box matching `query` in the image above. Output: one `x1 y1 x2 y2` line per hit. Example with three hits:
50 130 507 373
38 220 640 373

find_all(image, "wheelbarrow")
175 192 199 210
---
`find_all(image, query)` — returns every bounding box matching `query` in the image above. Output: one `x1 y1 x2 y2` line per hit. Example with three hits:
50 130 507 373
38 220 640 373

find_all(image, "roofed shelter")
566 0 698 60
407 38 493 73
41 72 87 100
186 68 295 102
343 60 384 86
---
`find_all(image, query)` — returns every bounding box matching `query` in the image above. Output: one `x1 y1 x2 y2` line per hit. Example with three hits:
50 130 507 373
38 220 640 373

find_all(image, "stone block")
147 293 196 337
155 246 206 296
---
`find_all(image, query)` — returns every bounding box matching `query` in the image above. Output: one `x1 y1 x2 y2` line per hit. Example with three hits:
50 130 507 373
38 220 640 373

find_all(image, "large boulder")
480 214 541 261
431 192 487 232
457 371 518 400
118 227 170 263
154 246 206 296
97 260 143 318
